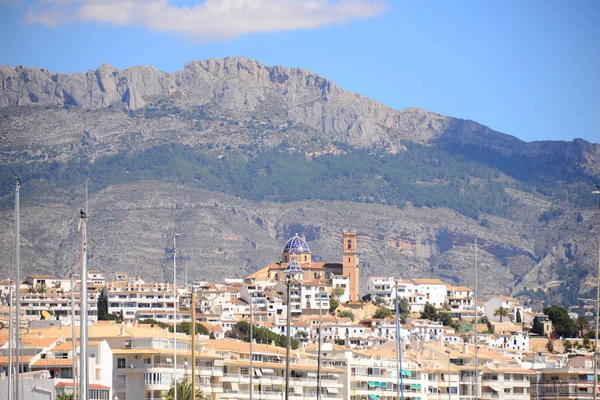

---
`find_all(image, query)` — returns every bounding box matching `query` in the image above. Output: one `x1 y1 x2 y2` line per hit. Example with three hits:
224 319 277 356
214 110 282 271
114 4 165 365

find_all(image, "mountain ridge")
0 56 598 309
2 57 598 171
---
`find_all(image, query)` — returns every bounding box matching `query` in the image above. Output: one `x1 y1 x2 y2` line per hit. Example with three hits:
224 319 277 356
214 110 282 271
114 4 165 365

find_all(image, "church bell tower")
342 230 360 302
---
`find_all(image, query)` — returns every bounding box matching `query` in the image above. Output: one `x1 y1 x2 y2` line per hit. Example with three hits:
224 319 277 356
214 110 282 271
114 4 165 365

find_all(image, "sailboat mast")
71 272 78 400
78 210 88 400
395 279 404 400
474 238 479 400
14 179 20 400
7 283 13 400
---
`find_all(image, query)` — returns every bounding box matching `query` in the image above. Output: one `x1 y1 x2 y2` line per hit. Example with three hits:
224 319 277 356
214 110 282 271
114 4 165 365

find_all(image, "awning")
231 382 239 391
261 368 274 374
294 385 303 394
322 381 336 388
254 368 262 376
368 395 380 400
380 382 387 389
373 382 381 388
401 370 412 377
368 381 376 388
327 388 339 394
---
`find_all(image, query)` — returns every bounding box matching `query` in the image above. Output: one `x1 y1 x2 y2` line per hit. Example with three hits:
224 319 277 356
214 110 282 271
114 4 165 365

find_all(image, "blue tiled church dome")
282 233 311 254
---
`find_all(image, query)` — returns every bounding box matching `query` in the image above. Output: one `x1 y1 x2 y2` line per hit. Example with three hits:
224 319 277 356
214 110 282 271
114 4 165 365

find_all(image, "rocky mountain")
0 57 598 308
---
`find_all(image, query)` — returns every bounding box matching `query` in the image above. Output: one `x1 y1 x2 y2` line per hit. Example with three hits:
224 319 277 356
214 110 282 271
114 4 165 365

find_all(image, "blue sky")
0 0 598 143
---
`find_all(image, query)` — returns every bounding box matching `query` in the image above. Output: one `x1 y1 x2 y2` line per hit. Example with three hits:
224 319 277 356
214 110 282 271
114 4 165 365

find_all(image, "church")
245 230 360 302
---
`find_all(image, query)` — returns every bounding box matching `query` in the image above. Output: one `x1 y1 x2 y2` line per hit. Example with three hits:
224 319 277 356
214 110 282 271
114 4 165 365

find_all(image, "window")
347 239 352 250
116 375 126 388
117 358 126 368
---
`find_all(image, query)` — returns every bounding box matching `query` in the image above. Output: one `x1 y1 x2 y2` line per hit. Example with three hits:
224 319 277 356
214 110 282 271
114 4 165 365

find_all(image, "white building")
105 281 177 323
484 296 524 324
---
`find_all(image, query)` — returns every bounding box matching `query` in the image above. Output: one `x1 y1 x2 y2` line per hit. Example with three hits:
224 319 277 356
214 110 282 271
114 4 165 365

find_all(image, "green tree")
516 309 522 323
338 310 355 321
494 307 509 322
329 298 339 313
176 322 209 336
140 318 170 329
331 287 345 299
374 306 393 319
228 321 299 350
575 315 590 337
543 305 578 338
420 303 439 321
373 296 386 306
165 377 204 400
440 312 460 331
209 331 216 339
97 292 109 321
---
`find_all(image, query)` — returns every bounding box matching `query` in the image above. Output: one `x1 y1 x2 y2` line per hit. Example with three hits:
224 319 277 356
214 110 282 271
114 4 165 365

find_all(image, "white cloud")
23 0 388 41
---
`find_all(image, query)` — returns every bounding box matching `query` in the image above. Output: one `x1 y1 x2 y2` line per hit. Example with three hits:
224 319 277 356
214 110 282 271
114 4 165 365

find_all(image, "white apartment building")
367 319 398 341
105 281 178 322
275 279 302 318
331 275 351 303
20 289 100 322
366 276 395 305
446 285 474 312
410 279 447 308
366 277 448 312
489 331 529 352
404 319 444 341
301 280 330 312
0 333 113 400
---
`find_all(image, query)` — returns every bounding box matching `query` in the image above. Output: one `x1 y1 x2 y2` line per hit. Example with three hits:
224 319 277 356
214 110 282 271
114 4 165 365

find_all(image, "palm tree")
36 284 48 293
165 378 204 400
494 306 509 322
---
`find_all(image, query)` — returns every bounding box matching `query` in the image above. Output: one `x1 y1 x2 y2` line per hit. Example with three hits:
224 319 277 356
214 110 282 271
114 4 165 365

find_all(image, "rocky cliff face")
2 57 598 171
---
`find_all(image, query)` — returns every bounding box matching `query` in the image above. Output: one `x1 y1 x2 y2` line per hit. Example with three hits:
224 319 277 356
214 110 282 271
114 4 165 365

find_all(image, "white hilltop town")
0 231 596 400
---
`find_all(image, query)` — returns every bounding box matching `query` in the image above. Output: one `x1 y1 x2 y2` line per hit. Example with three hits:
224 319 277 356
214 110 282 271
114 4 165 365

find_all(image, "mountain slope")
0 57 598 308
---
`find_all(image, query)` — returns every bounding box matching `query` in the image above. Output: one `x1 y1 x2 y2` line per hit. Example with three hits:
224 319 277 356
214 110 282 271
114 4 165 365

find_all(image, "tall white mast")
71 272 78 400
173 233 179 400
8 282 13 400
474 237 479 400
249 291 253 400
14 179 21 400
395 279 404 400
78 210 88 400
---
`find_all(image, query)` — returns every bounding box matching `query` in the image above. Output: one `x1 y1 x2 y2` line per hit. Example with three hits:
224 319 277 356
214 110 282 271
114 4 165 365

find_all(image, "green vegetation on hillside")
0 143 516 220
444 142 597 208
